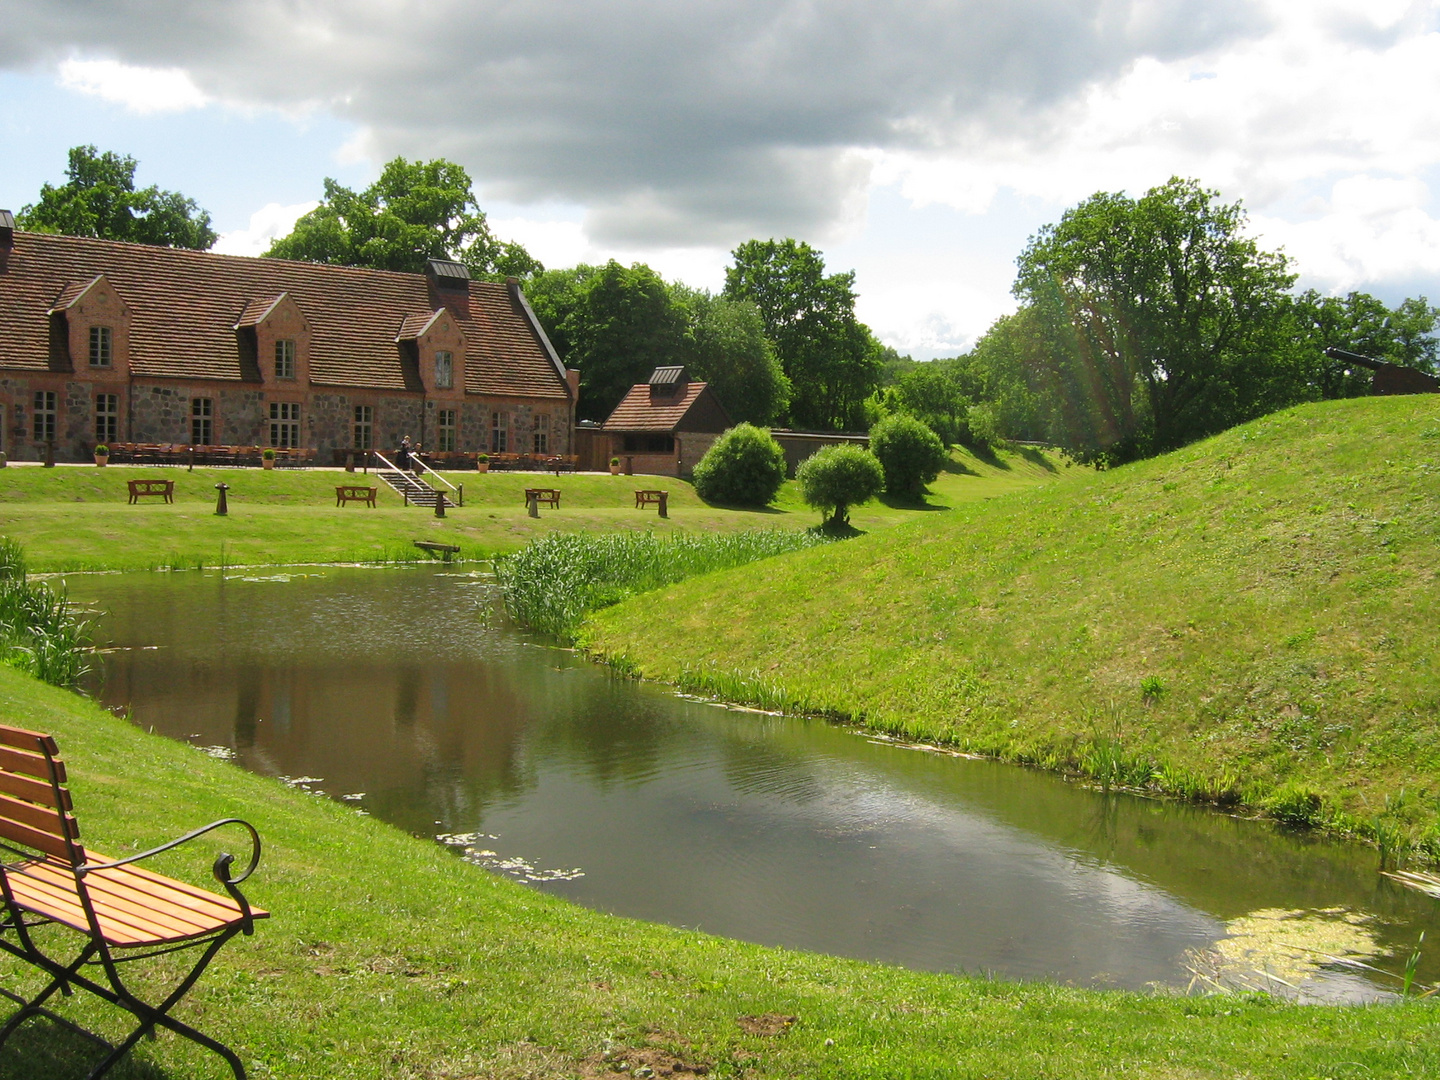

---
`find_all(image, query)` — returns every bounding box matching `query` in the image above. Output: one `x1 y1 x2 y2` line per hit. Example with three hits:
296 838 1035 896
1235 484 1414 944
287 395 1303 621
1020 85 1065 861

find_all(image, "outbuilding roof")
602 376 732 433
0 231 570 399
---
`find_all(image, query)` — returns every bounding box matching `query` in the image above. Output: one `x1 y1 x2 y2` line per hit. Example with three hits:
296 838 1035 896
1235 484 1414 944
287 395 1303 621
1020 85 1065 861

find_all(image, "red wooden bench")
335 484 378 507
524 487 561 509
126 479 174 504
0 724 267 1079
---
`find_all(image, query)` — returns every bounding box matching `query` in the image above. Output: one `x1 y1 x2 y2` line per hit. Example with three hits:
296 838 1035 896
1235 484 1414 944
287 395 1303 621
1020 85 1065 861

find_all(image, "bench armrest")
78 818 263 932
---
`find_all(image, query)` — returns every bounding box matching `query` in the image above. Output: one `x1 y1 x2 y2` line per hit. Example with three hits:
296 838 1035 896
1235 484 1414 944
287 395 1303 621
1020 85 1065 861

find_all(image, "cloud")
213 201 319 257
57 58 208 114
2 0 1266 245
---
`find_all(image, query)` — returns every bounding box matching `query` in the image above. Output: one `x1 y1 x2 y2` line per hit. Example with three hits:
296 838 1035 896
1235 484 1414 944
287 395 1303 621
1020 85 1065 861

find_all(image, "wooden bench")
634 489 669 518
0 724 266 1079
524 488 561 509
126 479 174 504
335 484 378 507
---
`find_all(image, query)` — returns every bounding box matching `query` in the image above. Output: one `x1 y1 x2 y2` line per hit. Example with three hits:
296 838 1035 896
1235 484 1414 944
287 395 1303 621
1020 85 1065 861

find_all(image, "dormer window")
275 340 296 380
89 326 113 368
435 351 453 389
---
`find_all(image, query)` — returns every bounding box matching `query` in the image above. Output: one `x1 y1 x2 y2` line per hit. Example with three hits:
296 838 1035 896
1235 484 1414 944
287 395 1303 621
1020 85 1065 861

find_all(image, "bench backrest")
0 725 84 868
128 480 172 493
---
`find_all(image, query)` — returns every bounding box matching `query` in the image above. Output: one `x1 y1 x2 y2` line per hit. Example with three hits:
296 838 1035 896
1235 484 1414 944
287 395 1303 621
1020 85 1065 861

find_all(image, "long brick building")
0 213 578 462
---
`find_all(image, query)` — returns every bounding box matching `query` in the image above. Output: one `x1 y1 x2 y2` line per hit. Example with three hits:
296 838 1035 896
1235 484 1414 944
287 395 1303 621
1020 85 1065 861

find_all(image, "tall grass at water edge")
496 530 829 641
0 537 91 688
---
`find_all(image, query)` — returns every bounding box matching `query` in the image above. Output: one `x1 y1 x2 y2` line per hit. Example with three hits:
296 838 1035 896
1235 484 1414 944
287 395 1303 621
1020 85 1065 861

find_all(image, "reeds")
0 537 92 688
496 530 828 640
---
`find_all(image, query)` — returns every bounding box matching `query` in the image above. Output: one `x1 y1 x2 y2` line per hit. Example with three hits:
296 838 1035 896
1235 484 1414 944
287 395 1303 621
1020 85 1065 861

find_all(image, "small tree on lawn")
692 423 788 506
795 444 884 527
869 414 946 499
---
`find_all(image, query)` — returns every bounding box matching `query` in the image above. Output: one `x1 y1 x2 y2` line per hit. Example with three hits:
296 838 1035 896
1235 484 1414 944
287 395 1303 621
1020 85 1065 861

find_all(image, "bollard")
43 440 55 468
345 451 355 473
214 482 230 516
527 492 539 518
658 491 668 518
434 493 445 518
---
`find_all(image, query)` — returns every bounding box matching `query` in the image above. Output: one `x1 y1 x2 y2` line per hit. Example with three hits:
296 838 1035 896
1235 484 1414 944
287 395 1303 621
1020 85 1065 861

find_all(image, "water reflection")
68 566 1440 996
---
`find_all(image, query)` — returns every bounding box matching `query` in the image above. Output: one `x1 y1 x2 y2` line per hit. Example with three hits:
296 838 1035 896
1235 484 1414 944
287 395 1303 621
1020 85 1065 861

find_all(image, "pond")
63 564 1440 1000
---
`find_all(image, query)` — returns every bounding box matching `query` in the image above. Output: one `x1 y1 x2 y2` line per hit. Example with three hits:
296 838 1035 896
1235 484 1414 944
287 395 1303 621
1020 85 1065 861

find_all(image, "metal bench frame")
0 725 266 1079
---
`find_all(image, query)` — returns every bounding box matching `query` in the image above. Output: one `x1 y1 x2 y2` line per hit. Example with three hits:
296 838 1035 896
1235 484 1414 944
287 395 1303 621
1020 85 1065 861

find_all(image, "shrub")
868 415 946 498
795 444 884 526
691 424 787 506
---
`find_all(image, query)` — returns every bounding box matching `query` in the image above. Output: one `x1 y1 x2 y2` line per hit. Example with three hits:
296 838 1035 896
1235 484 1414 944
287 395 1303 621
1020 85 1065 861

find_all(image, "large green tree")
525 261 688 420
1014 177 1297 460
679 291 792 426
723 239 881 431
1287 290 1439 399
18 145 217 250
265 157 539 278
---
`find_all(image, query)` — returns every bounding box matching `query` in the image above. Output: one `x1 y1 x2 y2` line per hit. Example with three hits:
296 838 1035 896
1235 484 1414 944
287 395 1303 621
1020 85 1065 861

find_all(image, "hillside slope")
585 396 1440 851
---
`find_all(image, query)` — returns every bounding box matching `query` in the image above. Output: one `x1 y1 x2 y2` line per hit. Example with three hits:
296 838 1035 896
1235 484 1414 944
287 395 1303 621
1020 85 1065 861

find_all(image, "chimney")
0 210 13 272
424 257 470 294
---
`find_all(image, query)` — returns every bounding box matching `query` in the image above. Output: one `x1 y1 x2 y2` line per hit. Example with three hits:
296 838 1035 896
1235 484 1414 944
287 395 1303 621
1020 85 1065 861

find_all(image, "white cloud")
213 201 319 257
57 58 208 114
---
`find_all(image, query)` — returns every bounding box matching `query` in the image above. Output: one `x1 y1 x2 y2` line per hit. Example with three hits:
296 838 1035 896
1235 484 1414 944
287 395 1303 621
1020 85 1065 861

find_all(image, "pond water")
63 564 1440 999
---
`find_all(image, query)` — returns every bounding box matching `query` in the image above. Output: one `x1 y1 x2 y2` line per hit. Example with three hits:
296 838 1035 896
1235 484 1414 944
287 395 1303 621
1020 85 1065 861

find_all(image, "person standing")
397 435 412 471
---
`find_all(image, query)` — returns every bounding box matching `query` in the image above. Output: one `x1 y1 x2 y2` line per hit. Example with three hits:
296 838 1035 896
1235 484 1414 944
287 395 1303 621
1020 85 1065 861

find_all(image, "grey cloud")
1 0 1270 245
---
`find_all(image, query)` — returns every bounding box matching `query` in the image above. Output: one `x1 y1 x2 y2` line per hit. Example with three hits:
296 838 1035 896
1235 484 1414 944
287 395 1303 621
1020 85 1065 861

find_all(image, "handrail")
409 453 460 497
372 449 460 507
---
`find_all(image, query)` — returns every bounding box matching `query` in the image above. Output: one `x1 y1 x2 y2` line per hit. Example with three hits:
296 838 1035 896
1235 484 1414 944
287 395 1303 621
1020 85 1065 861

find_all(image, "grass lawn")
0 664 1435 1079
583 396 1440 854
0 445 1065 572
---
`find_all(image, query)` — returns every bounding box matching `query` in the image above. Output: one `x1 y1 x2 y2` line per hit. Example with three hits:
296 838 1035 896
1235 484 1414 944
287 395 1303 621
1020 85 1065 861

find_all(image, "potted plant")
476 453 490 474
261 447 276 470
609 456 622 476
93 444 109 467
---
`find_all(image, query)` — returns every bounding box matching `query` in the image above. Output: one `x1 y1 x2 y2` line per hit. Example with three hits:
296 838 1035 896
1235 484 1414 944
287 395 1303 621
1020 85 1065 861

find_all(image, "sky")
2 0 1439 361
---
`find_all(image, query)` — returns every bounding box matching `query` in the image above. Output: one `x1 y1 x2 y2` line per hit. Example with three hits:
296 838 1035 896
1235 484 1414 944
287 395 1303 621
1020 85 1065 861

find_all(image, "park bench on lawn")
126 478 174 504
0 723 267 1080
524 487 561 509
634 489 669 517
335 484 378 507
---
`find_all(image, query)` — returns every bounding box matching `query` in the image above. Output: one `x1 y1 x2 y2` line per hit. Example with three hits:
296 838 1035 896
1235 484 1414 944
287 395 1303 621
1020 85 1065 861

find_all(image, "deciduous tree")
19 145 217 250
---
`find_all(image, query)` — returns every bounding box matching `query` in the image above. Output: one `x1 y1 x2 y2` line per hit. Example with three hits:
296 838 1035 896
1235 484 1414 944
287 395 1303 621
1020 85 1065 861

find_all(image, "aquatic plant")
0 537 92 688
496 530 829 640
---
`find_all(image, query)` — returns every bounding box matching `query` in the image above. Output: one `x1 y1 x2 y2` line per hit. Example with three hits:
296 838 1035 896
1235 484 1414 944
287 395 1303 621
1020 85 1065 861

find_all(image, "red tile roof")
603 381 714 431
0 231 570 399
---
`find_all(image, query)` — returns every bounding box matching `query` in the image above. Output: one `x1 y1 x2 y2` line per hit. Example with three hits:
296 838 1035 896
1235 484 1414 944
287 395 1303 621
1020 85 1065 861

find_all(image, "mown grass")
497 530 831 639
0 446 1064 573
583 395 1440 859
0 664 1435 1079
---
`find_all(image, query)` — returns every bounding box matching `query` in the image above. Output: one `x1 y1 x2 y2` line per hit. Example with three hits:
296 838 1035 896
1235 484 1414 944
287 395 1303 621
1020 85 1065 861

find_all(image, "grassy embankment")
0 444 1061 572
0 665 1436 1079
584 396 1440 857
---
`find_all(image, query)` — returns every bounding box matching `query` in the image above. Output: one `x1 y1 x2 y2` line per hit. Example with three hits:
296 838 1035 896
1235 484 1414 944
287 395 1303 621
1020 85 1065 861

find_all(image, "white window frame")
89 326 113 368
274 339 297 380
353 404 374 450
532 412 549 455
32 391 56 443
191 397 213 446
269 401 301 448
434 351 453 390
95 393 120 443
490 410 508 453
437 408 457 452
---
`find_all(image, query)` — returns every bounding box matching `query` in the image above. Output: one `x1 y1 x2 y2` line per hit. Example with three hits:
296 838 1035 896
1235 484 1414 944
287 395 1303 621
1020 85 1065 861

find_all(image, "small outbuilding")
601 366 731 476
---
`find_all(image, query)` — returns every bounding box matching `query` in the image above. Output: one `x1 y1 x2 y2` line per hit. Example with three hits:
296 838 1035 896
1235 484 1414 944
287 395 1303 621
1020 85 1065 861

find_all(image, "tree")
1014 178 1296 460
681 292 792 425
724 239 881 430
525 261 688 421
18 145 216 250
795 444 884 527
265 157 539 278
869 415 947 499
691 424 788 506
1287 290 1440 399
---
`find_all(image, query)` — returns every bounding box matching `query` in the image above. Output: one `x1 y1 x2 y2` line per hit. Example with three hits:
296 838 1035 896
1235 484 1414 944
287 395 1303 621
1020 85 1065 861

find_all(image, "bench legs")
0 928 247 1079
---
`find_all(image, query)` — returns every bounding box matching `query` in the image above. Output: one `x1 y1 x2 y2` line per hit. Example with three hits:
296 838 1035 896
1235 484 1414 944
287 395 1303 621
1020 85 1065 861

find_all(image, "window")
191 397 213 445
89 326 112 368
269 402 300 447
622 433 675 454
32 391 57 443
490 410 508 453
353 405 373 450
95 394 119 444
274 340 296 380
532 412 550 455
437 408 456 452
434 351 453 389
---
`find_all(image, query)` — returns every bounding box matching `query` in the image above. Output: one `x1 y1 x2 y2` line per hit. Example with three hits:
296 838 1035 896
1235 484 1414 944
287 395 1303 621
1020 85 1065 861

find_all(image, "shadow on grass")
0 1017 172 1079
1014 444 1058 472
815 520 864 539
696 500 791 515
941 457 978 477
967 442 1009 469
878 493 950 512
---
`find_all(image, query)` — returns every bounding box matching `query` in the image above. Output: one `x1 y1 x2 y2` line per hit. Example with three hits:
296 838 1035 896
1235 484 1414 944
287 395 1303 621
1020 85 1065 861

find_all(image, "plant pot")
94 454 108 467
476 462 489 473
609 464 621 475
262 458 275 470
